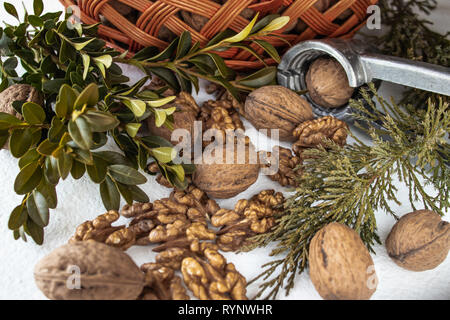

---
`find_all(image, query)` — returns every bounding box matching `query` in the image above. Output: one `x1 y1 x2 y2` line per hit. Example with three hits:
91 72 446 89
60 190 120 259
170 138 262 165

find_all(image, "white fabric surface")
0 0 448 300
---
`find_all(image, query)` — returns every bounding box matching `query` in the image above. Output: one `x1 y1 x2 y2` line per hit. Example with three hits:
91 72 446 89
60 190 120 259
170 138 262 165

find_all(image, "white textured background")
0 0 448 300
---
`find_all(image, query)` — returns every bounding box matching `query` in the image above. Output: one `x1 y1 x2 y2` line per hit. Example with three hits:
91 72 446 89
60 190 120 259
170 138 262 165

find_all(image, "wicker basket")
60 0 378 70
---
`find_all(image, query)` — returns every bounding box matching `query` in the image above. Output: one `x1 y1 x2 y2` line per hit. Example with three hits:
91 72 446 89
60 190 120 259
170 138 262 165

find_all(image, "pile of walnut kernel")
70 186 284 300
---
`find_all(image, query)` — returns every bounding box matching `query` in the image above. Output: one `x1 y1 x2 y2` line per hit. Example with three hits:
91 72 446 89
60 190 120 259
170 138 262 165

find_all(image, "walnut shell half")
386 210 450 271
309 223 377 300
34 241 144 300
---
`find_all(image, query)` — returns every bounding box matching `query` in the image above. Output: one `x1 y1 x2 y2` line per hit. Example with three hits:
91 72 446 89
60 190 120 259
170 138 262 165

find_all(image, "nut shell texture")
193 143 260 199
244 86 314 141
306 57 354 108
309 223 377 300
34 241 144 300
386 210 450 271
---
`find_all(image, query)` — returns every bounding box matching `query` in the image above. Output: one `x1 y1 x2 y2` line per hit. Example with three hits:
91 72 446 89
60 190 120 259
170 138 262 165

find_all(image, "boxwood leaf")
74 83 99 109
10 128 33 158
86 154 108 183
14 162 42 195
27 191 49 227
152 147 176 163
83 110 119 132
8 205 27 230
68 117 93 150
108 164 147 185
100 176 120 210
24 218 44 245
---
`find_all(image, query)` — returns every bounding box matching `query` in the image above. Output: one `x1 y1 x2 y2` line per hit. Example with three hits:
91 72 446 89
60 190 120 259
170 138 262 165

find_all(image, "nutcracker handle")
359 53 450 96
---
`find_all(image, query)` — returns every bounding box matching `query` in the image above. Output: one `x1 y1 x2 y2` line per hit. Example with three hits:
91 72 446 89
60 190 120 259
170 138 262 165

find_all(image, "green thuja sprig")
246 83 449 299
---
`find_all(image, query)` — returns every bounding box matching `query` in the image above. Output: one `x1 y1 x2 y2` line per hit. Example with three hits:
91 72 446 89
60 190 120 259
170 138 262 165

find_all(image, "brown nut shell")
0 84 44 119
34 241 144 300
385 210 450 271
306 57 354 109
244 85 314 142
193 143 260 199
309 223 377 300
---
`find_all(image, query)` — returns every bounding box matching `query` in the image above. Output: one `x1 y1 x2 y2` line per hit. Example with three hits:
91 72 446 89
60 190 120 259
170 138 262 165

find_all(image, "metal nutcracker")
278 38 450 122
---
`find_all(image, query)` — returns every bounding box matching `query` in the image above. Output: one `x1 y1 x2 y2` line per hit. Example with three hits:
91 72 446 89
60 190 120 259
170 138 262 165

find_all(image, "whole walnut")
34 241 144 300
309 223 377 300
245 86 314 141
385 210 450 272
147 92 199 144
306 57 354 108
0 84 43 119
193 142 260 199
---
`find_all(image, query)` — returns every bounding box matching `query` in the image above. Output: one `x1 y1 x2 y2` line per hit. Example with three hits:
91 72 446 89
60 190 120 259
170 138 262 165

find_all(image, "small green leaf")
93 55 112 68
68 117 93 150
28 15 43 27
24 218 44 245
128 185 150 203
83 110 119 132
123 99 147 117
22 102 46 125
34 0 44 16
19 148 40 169
4 3 19 20
55 84 76 117
147 96 176 108
8 205 27 230
56 151 73 180
176 31 192 59
220 13 259 43
147 38 178 62
10 128 33 158
125 123 141 138
203 53 229 78
257 16 290 33
86 155 108 183
154 109 167 128
236 66 277 88
27 191 49 227
95 151 134 167
100 176 120 210
37 179 58 209
116 182 133 206
37 139 58 156
74 83 99 109
44 156 60 185
14 162 42 195
81 53 90 80
168 164 185 182
70 160 86 180
0 131 9 149
152 147 176 163
253 40 281 63
108 164 147 185
48 117 66 143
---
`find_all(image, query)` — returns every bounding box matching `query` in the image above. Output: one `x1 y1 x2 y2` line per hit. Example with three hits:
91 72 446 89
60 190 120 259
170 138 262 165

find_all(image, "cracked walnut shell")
309 223 377 300
386 210 450 271
292 116 348 154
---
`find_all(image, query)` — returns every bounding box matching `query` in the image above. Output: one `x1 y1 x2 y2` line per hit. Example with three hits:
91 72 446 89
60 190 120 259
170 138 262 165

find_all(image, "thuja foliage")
374 0 450 107
246 83 449 299
0 1 289 244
